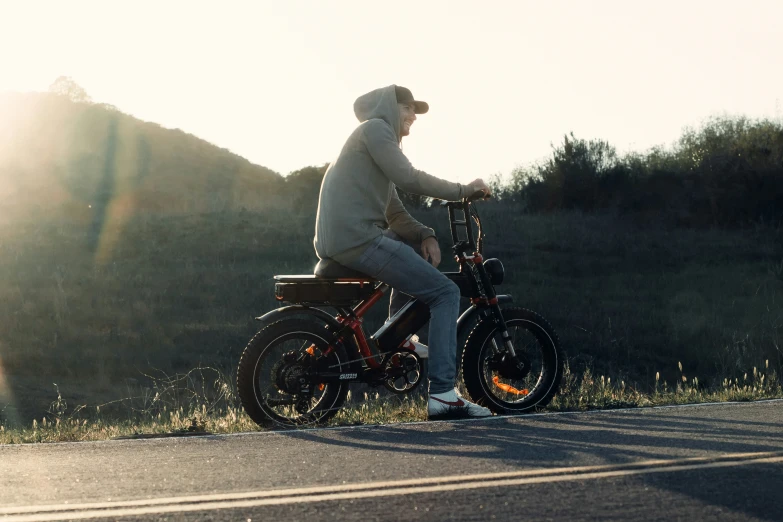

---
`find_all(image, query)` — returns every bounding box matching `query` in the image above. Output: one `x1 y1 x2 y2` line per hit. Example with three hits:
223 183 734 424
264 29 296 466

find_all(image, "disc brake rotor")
485 332 536 398
272 350 315 396
487 352 531 380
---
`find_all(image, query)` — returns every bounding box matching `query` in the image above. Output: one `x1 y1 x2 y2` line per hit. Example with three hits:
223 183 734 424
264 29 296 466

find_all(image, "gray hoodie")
313 85 466 264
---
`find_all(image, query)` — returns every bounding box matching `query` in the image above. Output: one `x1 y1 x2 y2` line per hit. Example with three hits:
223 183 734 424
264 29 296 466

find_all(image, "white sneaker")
428 388 492 420
401 335 428 359
410 337 428 359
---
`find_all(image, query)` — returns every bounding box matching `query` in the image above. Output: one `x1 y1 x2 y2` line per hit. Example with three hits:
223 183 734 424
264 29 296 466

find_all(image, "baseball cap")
395 86 429 114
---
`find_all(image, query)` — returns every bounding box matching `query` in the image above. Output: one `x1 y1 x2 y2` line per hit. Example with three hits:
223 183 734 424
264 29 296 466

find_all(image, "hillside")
0 93 781 428
0 92 285 223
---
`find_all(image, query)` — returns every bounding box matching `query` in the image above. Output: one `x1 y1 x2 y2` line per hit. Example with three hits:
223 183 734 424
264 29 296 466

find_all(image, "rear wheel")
237 319 350 428
462 308 563 414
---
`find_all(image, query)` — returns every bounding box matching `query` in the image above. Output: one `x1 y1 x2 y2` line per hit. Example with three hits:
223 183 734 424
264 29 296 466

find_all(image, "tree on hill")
509 133 625 212
49 76 92 103
496 116 783 227
397 189 429 209
285 164 328 210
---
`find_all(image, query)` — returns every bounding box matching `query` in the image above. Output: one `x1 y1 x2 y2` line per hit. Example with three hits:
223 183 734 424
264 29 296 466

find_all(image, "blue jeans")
341 229 460 394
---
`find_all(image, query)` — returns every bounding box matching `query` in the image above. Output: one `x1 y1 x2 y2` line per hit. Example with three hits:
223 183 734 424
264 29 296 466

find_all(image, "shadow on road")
287 404 783 521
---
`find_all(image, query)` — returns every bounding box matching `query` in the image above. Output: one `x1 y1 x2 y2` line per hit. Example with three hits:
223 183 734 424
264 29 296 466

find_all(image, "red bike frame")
331 282 390 369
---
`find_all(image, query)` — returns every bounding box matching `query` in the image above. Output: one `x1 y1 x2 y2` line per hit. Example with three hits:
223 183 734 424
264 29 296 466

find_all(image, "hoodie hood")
353 85 401 141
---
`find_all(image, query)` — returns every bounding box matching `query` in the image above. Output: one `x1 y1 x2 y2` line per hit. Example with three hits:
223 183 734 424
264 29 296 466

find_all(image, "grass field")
1 201 782 432
1 361 780 444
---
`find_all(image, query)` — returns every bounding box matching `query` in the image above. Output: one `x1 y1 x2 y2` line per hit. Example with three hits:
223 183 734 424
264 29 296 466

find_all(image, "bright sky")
1 0 781 184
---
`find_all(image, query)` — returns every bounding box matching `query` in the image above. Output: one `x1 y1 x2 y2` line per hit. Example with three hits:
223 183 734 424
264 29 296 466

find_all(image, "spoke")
262 384 282 397
266 397 297 407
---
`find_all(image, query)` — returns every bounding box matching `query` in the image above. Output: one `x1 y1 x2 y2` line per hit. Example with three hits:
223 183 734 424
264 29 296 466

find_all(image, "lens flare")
0 352 19 428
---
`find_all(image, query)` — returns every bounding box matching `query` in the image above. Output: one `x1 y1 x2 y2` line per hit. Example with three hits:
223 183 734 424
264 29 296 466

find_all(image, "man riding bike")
313 85 492 420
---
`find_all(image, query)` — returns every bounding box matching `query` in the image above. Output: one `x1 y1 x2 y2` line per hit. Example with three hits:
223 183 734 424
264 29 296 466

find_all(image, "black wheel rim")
252 330 344 425
477 318 554 408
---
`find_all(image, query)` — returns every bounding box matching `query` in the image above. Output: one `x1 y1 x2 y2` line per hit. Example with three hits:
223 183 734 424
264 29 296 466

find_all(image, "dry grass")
2 362 780 444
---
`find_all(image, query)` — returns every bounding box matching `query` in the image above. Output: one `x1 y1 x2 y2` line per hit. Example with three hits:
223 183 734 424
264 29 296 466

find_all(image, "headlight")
483 258 504 285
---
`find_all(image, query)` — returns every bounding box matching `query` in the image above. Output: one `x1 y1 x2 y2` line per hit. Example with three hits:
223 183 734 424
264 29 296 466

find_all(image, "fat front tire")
237 318 350 428
461 307 563 414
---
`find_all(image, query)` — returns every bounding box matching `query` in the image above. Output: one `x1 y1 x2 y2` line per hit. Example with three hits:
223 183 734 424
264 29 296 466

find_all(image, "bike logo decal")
339 373 358 380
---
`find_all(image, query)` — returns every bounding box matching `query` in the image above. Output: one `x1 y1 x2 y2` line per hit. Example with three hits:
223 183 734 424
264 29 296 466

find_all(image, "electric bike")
237 191 563 427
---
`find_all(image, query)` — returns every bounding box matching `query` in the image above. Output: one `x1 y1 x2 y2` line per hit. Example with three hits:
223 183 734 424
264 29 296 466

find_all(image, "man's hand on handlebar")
465 178 492 201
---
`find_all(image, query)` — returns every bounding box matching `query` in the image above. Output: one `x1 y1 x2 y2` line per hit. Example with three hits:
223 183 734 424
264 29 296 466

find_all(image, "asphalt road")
1 400 782 521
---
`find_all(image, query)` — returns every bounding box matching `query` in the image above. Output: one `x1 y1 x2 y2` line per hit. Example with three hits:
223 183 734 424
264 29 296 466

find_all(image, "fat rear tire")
237 319 350 428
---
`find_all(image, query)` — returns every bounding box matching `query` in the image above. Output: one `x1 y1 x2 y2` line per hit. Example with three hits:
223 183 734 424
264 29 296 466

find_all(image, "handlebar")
442 189 490 258
466 189 492 203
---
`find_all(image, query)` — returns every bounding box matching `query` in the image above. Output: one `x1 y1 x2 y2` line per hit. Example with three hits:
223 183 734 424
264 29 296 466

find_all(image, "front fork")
487 303 515 355
464 256 526 375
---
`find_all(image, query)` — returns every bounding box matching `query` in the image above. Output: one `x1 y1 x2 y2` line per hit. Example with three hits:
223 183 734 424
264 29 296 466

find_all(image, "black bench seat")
274 278 378 305
273 258 377 305
274 275 374 283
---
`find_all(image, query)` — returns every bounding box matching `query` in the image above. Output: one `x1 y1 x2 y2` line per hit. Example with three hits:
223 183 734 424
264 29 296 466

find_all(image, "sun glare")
0 353 18 428
0 95 21 163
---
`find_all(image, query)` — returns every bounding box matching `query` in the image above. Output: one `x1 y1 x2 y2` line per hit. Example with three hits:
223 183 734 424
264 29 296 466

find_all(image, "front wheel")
461 307 563 414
